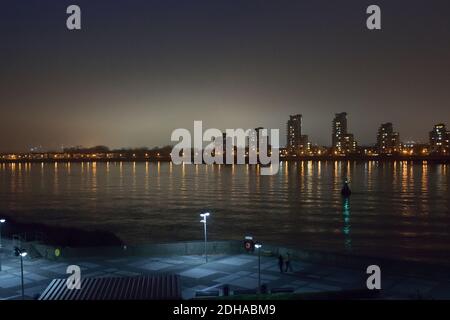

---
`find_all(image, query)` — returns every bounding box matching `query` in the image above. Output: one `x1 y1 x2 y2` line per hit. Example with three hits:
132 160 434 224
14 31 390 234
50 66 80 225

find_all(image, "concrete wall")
31 240 245 261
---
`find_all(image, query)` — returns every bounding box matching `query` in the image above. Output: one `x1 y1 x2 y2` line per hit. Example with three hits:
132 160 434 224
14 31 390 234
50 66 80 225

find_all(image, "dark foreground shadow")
0 215 123 247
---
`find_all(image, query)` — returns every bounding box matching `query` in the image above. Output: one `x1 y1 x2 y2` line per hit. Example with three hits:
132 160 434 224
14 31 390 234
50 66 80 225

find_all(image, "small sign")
244 238 254 252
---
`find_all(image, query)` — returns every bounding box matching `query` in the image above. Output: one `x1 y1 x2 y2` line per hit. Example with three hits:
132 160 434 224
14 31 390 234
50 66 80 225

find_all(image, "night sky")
1 0 450 152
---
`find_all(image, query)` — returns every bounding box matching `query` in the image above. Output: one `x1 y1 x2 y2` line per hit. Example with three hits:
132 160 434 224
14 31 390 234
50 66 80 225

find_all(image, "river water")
1 161 449 265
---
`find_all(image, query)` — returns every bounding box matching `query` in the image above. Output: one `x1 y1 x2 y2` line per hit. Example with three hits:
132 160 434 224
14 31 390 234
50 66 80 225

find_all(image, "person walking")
278 254 284 273
285 253 293 272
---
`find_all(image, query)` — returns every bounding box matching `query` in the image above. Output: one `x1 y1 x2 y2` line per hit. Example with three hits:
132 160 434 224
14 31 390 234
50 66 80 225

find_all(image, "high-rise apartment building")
429 123 450 154
376 122 400 154
287 115 302 152
332 112 356 153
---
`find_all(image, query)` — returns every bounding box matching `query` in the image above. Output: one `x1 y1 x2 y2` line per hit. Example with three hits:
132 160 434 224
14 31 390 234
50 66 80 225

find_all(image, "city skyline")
1 113 449 156
3 117 448 153
1 0 450 152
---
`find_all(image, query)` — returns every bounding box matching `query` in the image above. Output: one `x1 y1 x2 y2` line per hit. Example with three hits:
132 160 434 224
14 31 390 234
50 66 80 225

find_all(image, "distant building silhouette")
341 134 357 154
332 112 356 154
287 114 309 154
332 112 347 149
287 115 302 151
429 123 450 154
377 123 400 154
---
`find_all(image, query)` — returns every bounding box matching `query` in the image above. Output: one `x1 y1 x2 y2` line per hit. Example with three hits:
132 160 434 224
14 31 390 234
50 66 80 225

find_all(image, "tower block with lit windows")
376 122 400 154
332 112 357 155
287 114 309 155
429 123 450 155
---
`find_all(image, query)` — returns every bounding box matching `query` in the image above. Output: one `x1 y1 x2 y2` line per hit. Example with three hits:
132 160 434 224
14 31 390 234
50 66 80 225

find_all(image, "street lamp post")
200 212 210 263
0 219 5 272
15 247 27 300
255 242 262 292
0 219 5 248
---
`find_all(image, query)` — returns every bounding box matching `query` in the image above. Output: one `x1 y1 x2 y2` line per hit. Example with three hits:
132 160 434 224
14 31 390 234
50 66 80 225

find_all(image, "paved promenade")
1 239 449 300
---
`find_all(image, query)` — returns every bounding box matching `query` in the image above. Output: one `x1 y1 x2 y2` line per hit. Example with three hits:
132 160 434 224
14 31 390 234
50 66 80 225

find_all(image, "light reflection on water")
342 197 352 252
0 161 449 265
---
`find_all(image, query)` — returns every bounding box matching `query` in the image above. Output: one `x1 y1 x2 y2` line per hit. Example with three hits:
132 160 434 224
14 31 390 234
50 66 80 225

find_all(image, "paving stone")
0 277 34 288
217 257 254 266
41 263 68 270
213 274 241 284
78 262 101 269
0 273 17 280
161 259 186 265
24 273 49 281
306 282 343 291
19 284 48 297
140 262 172 271
295 286 324 293
182 285 208 300
227 277 258 290
0 265 13 271
179 268 217 279
249 273 280 281
113 271 141 277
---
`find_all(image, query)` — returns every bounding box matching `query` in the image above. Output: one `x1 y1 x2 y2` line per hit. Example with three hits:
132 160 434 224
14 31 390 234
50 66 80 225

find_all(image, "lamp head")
14 247 27 257
255 243 262 249
200 212 210 218
0 219 5 223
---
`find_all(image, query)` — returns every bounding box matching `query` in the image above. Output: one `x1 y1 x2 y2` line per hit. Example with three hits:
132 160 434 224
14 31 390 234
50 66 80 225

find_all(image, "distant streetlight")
200 212 210 263
0 219 4 272
255 242 262 292
15 247 27 300
0 219 5 248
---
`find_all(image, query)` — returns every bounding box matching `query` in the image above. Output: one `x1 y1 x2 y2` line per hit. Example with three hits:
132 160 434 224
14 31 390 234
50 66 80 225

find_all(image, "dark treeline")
62 145 173 154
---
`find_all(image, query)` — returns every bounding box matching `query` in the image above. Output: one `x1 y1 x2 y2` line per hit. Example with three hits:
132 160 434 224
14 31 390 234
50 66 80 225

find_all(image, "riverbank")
22 238 450 278
1 155 450 163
